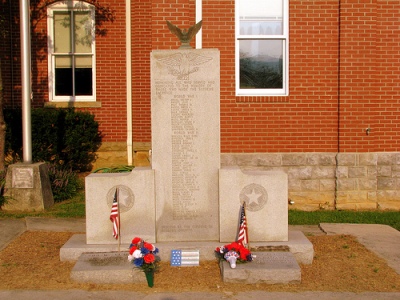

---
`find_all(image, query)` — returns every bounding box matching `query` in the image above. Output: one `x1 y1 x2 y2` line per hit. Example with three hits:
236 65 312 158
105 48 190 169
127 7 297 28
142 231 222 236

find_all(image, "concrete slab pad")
26 217 85 232
320 223 400 275
249 231 314 264
71 252 146 284
0 219 26 251
220 252 301 284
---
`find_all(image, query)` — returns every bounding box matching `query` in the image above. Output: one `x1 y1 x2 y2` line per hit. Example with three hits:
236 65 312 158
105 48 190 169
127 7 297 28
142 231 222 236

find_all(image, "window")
236 0 289 96
47 1 96 101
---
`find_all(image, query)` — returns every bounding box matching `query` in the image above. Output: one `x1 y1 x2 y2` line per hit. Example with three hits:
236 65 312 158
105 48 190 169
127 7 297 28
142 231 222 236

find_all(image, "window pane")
54 12 71 53
74 12 92 53
239 0 283 35
75 56 92 95
239 40 283 89
55 56 72 96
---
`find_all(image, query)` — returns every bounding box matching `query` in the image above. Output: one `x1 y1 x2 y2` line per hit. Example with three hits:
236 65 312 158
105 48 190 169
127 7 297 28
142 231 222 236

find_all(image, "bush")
0 170 6 207
5 108 102 172
47 164 82 202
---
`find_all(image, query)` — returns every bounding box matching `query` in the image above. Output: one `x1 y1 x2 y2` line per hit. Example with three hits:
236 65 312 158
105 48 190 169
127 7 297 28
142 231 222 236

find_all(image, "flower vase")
144 270 154 287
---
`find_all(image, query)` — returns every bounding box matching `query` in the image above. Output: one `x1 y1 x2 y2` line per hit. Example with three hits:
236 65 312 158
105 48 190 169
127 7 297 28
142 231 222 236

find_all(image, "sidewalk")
0 217 399 300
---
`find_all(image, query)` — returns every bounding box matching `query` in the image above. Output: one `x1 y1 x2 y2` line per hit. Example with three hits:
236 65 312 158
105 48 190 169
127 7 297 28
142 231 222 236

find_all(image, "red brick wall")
375 1 400 151
89 1 127 142
2 0 399 153
203 0 340 153
339 0 377 152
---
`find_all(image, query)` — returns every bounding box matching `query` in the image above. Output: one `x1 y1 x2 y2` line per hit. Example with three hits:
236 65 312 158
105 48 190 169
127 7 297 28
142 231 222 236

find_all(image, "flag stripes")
237 203 248 246
110 188 120 239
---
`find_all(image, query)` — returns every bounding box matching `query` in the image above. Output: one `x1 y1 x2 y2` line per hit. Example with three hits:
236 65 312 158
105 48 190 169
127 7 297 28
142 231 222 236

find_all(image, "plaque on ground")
71 252 146 284
220 252 301 284
151 49 220 242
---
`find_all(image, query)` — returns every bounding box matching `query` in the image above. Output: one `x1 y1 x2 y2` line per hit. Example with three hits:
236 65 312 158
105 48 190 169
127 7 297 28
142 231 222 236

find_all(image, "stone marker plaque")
12 167 33 188
151 49 220 241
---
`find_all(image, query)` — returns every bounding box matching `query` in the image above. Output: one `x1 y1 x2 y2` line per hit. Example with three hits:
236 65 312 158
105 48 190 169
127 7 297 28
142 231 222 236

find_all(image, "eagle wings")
166 20 203 48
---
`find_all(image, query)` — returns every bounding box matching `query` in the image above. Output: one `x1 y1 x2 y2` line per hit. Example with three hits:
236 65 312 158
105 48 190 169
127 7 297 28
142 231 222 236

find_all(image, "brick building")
1 0 399 210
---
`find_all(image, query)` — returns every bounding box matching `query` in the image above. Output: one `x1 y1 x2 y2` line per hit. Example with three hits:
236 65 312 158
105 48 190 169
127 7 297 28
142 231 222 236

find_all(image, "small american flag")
110 188 120 239
237 203 248 247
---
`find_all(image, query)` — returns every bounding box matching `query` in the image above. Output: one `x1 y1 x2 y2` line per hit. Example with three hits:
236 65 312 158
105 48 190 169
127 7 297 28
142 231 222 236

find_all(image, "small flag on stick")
236 203 248 247
110 188 120 239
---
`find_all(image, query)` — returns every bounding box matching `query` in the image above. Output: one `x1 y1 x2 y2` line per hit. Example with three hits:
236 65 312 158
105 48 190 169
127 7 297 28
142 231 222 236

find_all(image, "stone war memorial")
61 21 313 285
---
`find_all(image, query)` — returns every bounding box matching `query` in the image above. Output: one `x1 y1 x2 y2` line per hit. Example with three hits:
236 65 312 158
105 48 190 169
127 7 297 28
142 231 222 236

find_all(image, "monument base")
71 252 146 284
60 231 314 264
3 162 54 211
220 252 301 284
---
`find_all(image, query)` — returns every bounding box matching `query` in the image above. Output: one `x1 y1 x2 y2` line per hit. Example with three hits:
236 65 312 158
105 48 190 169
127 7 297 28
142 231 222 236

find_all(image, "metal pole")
20 0 32 163
126 0 133 166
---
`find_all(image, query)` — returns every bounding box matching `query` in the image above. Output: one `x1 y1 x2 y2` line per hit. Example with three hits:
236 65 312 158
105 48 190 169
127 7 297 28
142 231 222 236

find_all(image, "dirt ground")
0 231 399 294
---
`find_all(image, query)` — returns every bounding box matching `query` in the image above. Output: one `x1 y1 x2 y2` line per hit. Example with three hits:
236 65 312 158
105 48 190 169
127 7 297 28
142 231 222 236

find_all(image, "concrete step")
220 252 301 284
71 251 146 284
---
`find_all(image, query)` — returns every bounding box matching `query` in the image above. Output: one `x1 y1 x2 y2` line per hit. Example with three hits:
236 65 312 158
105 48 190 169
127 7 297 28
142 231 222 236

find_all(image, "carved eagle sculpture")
166 20 203 49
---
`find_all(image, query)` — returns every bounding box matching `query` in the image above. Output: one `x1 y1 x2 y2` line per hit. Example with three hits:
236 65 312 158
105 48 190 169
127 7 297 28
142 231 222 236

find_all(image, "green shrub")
47 164 82 202
0 170 6 207
5 108 102 172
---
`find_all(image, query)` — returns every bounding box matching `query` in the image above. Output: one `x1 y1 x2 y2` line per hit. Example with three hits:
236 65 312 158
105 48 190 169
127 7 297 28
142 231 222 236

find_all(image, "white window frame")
235 0 289 96
47 1 96 102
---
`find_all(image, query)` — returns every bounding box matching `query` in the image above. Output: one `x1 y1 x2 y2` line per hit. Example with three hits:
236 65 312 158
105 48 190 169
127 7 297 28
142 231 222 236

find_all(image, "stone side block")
377 166 392 177
336 202 377 210
306 153 336 166
301 180 320 191
348 167 367 178
336 191 369 203
71 252 145 284
337 178 357 191
288 167 312 180
336 166 348 178
377 190 400 201
337 153 357 166
358 178 377 190
219 167 288 242
312 166 336 179
377 153 399 165
85 167 155 244
289 192 335 205
220 252 300 284
378 177 397 190
320 179 336 191
378 201 400 210
358 153 377 166
282 154 307 166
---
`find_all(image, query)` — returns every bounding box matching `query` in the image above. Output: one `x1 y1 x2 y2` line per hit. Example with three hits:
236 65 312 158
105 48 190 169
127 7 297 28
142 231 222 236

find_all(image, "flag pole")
244 202 249 250
117 188 121 252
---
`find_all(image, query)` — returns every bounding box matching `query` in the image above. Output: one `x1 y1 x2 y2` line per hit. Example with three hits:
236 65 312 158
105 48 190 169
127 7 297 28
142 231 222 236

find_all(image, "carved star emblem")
245 189 262 206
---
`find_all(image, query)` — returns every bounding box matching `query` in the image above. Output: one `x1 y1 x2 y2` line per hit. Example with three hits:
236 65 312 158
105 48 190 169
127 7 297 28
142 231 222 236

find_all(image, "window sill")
44 101 102 108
